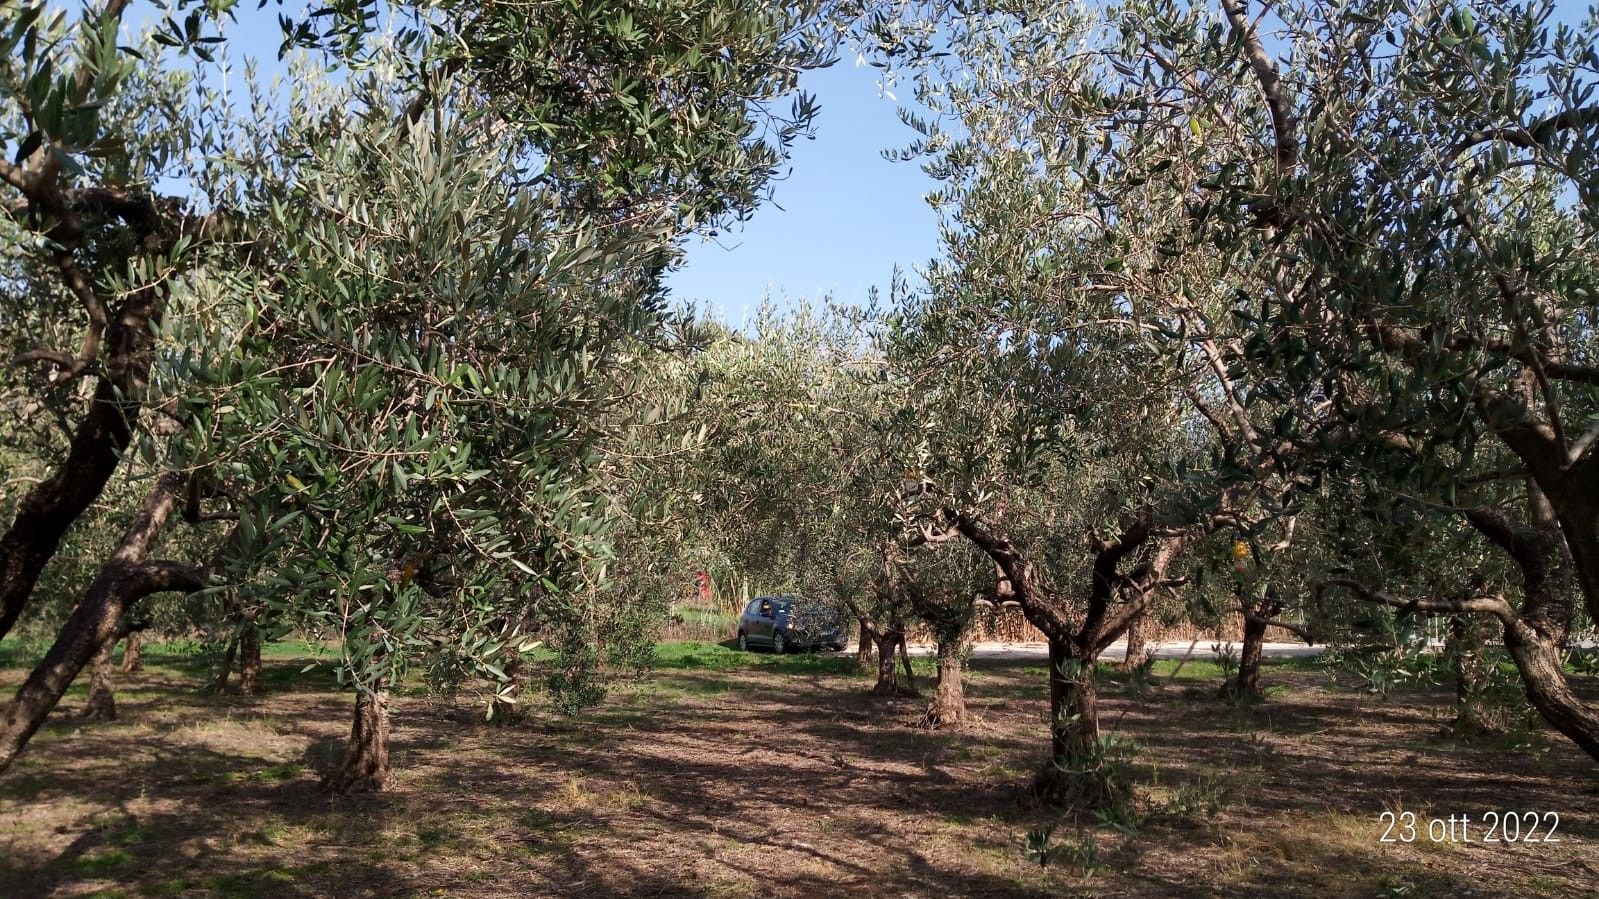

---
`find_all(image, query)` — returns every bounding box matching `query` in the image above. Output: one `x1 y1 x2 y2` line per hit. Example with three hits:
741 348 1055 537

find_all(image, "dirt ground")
2 646 1597 898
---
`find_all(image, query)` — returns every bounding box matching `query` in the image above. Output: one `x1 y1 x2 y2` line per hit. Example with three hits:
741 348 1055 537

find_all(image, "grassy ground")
2 641 1597 898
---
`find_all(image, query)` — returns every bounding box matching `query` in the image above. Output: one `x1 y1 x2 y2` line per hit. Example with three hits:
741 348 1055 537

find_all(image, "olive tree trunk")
855 617 874 672
1500 616 1599 759
871 632 902 695
120 631 144 673
0 382 141 641
80 641 119 722
323 690 392 794
238 622 263 695
1035 637 1121 804
0 474 200 772
918 635 969 728
1448 615 1491 733
1229 613 1269 700
1117 613 1150 671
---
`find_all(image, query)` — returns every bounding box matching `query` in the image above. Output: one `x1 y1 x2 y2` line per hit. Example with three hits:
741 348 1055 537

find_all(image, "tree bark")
1470 505 1599 759
918 635 968 728
120 630 143 673
1117 613 1150 671
1035 636 1121 803
896 633 917 695
81 640 118 722
1230 613 1268 699
1500 616 1599 759
855 617 874 672
211 635 237 694
238 622 263 695
0 375 143 642
322 690 392 794
1447 615 1491 733
871 632 902 695
0 474 199 772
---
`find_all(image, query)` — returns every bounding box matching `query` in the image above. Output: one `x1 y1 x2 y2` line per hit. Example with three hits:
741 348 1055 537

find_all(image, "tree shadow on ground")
3 653 1598 897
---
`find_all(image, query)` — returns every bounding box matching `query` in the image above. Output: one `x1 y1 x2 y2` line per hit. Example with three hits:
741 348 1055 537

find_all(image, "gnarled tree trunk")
1117 612 1149 671
0 474 200 772
238 622 263 695
918 634 969 728
855 617 874 672
871 631 903 695
323 690 392 794
1230 613 1268 699
210 635 237 694
120 630 144 673
0 371 143 642
1496 611 1599 751
81 641 119 722
1500 616 1599 759
1036 637 1118 803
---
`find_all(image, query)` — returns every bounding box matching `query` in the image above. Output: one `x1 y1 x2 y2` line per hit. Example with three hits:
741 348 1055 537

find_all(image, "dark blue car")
736 596 846 653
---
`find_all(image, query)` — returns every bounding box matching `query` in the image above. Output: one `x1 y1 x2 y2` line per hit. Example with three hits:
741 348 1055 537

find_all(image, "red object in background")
694 570 710 602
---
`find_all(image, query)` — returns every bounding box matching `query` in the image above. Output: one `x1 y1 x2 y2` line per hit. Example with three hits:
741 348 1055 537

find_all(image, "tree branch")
1452 105 1599 155
132 559 206 596
1241 607 1315 644
1220 0 1297 172
1317 577 1514 623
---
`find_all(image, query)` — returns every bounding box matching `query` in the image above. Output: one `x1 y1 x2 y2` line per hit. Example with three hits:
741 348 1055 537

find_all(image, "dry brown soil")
2 648 1597 898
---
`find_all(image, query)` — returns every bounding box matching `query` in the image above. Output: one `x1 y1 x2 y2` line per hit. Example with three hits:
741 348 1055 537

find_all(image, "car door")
740 599 764 644
748 597 776 644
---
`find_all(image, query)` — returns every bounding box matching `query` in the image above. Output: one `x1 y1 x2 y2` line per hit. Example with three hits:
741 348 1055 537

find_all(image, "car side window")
744 600 763 617
758 599 773 618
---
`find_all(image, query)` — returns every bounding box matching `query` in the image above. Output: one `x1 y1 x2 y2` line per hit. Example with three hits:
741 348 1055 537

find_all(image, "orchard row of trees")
4 0 1599 808
688 0 1599 803
0 0 857 788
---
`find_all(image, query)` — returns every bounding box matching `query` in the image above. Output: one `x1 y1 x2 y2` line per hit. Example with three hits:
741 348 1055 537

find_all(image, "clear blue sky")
662 61 941 326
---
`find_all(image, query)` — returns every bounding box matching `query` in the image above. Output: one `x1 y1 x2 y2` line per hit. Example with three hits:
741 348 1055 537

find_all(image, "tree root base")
320 767 389 795
1029 762 1131 810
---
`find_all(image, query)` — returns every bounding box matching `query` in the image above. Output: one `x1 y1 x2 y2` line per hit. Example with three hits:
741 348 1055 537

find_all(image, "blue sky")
662 61 941 326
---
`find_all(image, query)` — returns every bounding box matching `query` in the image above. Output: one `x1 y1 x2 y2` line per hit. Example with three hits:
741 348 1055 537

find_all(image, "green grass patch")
138 880 191 898
69 848 132 874
201 868 298 897
651 640 859 675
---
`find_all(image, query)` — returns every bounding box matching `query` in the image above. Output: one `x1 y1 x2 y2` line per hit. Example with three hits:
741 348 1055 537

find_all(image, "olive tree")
898 0 1599 760
0 0 845 782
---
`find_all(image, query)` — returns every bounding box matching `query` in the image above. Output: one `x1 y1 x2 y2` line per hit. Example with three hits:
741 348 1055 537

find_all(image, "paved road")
904 639 1325 662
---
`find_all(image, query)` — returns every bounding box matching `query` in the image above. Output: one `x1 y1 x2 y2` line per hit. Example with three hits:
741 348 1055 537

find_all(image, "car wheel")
737 632 749 651
772 631 788 654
